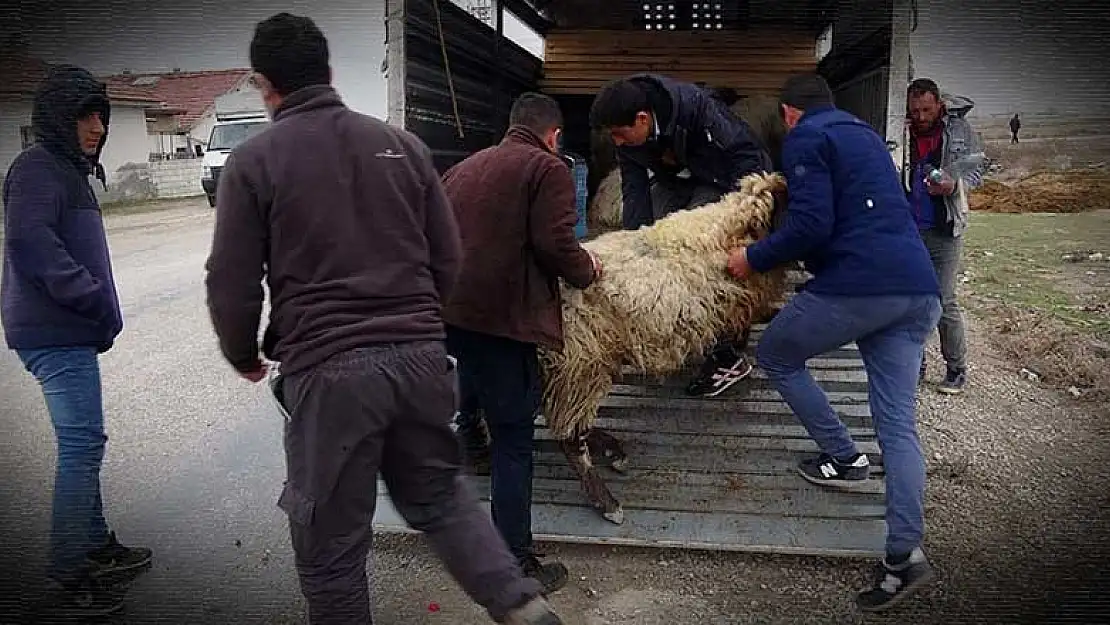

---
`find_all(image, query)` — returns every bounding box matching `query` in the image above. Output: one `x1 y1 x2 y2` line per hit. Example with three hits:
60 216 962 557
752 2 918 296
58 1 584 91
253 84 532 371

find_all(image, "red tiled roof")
101 69 252 130
0 55 165 105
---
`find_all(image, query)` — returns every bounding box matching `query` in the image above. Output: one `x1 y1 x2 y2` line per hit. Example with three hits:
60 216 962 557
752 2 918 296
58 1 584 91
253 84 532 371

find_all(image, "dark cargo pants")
275 341 543 624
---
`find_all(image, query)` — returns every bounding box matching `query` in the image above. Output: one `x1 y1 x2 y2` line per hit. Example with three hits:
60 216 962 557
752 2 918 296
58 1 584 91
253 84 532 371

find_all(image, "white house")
102 68 254 159
0 50 167 189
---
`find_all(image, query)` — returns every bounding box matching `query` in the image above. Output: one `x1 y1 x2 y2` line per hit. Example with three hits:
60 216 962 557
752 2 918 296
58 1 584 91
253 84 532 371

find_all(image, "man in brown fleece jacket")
203 13 562 625
441 93 601 595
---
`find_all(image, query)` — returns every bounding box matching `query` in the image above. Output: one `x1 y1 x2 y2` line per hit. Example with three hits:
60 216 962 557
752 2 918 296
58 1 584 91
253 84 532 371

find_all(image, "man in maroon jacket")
205 13 562 625
441 93 602 594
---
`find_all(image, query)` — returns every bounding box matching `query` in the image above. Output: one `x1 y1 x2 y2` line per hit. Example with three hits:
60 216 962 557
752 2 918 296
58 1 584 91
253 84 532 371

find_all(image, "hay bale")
539 171 789 440
588 168 623 232
970 168 1110 214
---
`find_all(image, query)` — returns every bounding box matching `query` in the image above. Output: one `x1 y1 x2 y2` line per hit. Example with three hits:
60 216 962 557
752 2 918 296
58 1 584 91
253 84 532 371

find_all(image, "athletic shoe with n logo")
797 453 871 489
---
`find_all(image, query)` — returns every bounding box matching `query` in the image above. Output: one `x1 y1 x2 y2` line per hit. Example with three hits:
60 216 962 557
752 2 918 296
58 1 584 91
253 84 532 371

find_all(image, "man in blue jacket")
1 65 152 618
726 74 942 612
590 73 773 398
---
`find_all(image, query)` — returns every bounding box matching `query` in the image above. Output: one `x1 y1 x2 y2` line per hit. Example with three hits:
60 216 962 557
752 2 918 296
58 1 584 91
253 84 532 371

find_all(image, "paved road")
3 199 1105 625
1 200 891 625
0 202 307 623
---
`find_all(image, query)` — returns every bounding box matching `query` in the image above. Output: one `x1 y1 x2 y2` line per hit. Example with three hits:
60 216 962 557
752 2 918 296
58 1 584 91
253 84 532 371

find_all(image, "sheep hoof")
609 456 630 473
603 507 625 525
587 428 629 473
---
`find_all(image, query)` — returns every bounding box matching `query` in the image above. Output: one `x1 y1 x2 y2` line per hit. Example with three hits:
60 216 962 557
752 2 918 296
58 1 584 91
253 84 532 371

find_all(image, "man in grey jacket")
903 78 988 395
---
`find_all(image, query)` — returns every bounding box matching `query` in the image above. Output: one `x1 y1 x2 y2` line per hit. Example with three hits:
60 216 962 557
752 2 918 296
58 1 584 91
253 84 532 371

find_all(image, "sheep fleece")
538 171 789 439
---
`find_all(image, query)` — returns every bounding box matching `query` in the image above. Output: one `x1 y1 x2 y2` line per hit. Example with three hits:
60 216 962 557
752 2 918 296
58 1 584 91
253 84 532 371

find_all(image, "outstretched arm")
744 127 835 273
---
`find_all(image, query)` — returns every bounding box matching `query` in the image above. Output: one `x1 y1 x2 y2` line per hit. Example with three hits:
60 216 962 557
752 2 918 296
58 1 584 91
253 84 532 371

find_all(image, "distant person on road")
904 78 988 394
203 13 563 625
589 73 774 399
727 73 943 612
440 92 602 595
1 65 153 618
1009 113 1021 143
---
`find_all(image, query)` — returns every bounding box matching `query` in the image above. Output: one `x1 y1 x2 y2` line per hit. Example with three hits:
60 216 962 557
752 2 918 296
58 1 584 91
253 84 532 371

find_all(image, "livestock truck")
374 0 915 559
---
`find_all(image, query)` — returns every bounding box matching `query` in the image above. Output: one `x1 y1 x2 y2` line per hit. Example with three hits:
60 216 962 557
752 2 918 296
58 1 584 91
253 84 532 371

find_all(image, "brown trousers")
275 341 542 624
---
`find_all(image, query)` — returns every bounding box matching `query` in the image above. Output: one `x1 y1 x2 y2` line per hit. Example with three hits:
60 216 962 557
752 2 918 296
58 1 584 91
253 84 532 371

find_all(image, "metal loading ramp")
372 302 887 558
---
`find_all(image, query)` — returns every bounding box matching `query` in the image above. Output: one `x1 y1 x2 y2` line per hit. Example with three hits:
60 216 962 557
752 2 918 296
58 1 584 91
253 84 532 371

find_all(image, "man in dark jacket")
1 65 152 618
727 74 942 612
589 73 773 399
204 14 562 625
440 93 601 596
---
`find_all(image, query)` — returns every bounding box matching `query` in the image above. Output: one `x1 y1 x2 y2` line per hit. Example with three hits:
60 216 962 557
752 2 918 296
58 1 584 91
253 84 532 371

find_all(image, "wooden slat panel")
540 28 818 95
373 300 885 557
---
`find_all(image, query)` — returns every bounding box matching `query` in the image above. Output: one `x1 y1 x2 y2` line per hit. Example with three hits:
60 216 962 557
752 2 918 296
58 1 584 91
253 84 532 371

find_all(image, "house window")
20 125 35 149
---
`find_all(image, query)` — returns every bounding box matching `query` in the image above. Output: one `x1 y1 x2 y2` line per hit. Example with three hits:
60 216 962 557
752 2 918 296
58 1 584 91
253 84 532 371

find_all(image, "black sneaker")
685 353 754 397
797 453 871 489
36 576 127 619
87 531 153 585
856 547 937 612
504 596 564 625
519 553 568 596
937 368 967 395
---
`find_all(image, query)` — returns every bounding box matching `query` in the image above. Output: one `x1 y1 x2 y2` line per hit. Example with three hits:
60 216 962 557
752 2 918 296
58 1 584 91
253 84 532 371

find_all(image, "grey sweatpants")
921 229 968 371
276 341 542 624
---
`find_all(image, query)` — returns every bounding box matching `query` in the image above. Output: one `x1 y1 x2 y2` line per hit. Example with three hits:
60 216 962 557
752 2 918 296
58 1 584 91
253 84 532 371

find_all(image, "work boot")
519 553 569 595
856 547 937 612
503 596 563 625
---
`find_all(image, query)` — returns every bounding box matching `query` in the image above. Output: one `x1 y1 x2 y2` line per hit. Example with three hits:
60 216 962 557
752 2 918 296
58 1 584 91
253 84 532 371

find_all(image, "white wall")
100 105 156 183
0 99 150 185
0 100 33 181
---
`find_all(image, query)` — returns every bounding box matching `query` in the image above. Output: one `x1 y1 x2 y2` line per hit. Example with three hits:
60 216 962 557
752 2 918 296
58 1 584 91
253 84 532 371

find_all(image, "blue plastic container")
562 151 589 239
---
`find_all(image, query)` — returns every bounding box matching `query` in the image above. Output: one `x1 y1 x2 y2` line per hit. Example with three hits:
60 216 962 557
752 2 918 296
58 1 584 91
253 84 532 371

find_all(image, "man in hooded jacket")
1 65 152 618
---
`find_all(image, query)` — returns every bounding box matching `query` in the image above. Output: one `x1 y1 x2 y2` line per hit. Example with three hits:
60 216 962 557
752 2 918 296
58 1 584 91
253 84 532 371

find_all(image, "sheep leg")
560 426 624 525
586 427 629 473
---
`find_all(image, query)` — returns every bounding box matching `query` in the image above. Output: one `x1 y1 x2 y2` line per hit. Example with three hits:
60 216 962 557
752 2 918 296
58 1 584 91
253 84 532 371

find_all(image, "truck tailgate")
372 275 887 558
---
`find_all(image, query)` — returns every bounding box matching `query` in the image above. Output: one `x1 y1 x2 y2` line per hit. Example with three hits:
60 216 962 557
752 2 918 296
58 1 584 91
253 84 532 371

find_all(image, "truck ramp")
371 324 887 559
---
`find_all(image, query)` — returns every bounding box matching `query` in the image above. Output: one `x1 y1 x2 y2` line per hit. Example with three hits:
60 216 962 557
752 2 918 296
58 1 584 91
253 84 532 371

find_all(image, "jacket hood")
32 65 111 186
942 93 975 119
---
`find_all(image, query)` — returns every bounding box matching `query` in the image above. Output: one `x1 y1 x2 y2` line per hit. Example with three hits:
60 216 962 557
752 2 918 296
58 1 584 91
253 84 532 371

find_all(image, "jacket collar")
502 124 555 154
273 85 344 122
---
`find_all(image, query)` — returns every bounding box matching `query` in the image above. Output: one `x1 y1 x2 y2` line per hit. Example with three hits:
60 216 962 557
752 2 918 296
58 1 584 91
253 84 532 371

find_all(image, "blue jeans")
755 291 942 556
16 347 110 583
445 326 540 561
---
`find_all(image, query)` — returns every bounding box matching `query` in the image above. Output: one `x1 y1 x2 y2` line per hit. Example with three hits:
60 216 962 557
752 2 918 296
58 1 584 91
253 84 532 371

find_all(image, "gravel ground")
1 200 1107 624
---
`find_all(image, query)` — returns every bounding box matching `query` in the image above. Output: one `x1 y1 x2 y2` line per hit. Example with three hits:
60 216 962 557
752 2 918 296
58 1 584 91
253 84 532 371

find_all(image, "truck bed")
371 323 886 559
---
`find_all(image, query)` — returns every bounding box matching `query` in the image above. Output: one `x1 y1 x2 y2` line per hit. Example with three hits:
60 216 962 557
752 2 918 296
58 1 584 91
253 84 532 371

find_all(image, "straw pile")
970 168 1110 214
